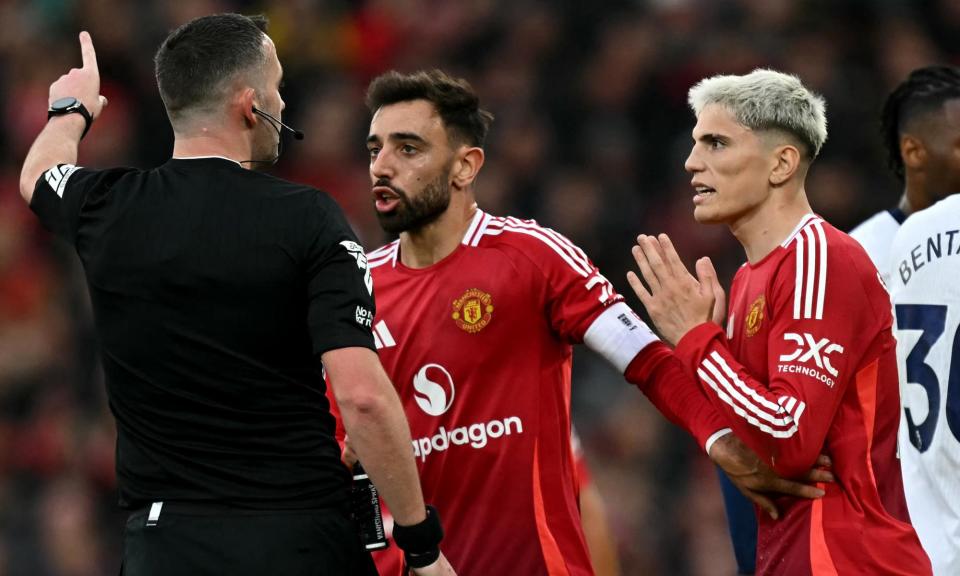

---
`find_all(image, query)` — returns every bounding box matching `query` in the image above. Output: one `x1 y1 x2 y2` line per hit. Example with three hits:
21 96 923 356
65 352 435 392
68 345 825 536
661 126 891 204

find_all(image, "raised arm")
20 31 107 204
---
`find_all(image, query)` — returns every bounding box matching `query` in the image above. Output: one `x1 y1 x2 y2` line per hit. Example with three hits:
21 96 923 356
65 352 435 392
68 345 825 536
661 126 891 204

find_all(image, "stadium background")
0 0 957 574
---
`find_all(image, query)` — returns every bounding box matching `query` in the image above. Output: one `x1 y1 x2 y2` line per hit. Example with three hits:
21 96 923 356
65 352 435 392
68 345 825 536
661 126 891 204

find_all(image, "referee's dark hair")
881 65 960 180
366 69 495 147
155 13 268 124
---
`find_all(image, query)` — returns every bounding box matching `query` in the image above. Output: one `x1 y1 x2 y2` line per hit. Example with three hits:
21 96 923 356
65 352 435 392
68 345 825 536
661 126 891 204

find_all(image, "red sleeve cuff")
673 322 726 373
625 340 728 451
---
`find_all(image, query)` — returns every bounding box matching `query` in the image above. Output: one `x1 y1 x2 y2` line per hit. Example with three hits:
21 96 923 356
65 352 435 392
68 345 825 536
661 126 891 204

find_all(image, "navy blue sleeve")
717 467 758 574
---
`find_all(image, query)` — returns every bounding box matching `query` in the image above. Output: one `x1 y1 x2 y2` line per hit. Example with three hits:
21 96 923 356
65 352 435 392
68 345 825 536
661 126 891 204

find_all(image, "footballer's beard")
375 173 452 235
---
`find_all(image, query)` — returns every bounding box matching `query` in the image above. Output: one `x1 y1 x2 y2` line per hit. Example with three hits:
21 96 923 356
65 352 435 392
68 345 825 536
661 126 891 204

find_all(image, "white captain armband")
43 164 81 198
583 302 659 373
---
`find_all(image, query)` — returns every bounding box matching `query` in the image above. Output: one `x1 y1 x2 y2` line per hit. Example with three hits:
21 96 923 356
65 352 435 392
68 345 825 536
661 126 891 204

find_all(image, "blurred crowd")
0 0 958 574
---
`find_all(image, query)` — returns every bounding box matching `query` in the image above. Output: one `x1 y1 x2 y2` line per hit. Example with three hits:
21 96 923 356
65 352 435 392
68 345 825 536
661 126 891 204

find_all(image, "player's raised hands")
48 31 108 119
627 233 720 345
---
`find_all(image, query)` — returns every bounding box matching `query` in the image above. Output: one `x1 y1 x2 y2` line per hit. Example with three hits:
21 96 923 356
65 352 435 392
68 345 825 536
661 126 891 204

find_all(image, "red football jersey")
364 210 662 575
370 431 597 576
675 215 931 575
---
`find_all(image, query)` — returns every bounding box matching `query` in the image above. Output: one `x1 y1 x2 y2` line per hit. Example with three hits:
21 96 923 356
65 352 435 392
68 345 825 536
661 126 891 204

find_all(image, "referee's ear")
238 87 258 129
451 146 484 191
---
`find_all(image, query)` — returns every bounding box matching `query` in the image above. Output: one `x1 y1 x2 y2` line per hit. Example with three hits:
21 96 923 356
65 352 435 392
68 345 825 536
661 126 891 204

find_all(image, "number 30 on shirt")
895 303 960 451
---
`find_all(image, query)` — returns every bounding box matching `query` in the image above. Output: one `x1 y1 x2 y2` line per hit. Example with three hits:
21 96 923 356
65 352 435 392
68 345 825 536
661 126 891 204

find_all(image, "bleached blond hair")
688 69 828 159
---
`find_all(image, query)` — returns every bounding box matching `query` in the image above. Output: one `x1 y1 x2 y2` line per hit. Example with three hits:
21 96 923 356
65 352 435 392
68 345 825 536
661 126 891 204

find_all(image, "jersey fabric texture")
362 209 721 576
849 208 906 284
888 194 960 575
675 214 931 575
369 430 598 576
30 158 375 510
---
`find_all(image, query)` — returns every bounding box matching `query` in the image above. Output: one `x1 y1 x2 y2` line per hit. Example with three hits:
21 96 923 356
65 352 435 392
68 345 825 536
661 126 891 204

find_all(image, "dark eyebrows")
390 132 428 145
366 132 429 146
698 132 727 143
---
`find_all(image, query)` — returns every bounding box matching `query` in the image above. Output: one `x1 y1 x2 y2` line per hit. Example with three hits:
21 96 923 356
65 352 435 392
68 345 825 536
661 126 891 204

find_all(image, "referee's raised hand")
49 31 108 119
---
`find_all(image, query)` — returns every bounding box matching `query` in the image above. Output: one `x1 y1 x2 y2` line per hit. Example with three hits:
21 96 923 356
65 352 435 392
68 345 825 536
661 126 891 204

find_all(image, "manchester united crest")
452 288 494 333
745 294 765 337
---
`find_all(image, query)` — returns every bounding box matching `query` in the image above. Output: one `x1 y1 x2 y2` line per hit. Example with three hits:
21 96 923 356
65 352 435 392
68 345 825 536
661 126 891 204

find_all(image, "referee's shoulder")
245 170 340 211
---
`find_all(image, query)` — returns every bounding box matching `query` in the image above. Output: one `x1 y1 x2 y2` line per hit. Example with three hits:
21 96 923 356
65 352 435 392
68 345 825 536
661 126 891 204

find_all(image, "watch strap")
48 100 93 139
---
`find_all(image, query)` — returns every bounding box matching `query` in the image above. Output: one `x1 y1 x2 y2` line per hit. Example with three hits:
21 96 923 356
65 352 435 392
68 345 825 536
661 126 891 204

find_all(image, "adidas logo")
373 320 395 350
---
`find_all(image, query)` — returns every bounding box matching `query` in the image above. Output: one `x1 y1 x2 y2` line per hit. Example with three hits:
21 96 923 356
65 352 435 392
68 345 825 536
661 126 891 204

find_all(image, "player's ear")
900 134 926 172
769 144 801 186
451 146 485 190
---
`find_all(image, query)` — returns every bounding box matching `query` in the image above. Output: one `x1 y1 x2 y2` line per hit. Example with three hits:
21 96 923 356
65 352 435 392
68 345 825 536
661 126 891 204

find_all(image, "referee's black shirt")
31 157 376 510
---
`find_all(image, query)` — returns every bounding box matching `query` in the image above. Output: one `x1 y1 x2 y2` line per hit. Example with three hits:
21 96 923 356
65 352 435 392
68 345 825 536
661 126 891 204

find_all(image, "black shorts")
121 502 379 576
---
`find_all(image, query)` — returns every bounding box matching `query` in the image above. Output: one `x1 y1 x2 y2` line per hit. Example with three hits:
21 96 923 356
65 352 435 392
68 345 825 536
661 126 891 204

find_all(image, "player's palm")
627 233 716 345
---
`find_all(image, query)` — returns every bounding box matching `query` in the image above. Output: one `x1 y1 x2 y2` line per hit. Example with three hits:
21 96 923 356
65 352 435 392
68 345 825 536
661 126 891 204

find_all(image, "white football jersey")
887 194 960 575
850 208 906 285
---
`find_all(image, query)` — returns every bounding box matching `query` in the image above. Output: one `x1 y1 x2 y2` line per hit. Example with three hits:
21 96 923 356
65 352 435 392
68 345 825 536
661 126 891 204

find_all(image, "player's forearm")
337 379 427 526
674 323 829 477
707 400 827 478
625 342 728 451
20 115 85 204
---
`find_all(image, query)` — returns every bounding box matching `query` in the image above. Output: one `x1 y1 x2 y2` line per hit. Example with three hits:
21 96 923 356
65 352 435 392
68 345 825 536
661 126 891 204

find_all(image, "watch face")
50 97 80 111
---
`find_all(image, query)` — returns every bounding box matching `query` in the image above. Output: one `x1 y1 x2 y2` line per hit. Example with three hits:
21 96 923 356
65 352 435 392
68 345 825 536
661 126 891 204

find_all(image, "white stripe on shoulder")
480 215 506 232
461 209 486 246
469 212 493 247
366 242 396 260
479 221 592 277
503 217 592 271
489 216 593 274
781 213 821 247
793 232 804 319
802 226 817 319
367 241 399 269
789 216 827 320
813 221 827 320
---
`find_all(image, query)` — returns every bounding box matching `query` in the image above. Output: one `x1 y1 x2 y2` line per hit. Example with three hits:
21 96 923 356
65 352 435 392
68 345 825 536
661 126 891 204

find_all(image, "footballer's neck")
399 192 478 269
732 186 813 264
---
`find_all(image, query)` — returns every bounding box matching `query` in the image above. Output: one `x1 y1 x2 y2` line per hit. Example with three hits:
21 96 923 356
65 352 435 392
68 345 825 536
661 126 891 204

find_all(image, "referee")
19 14 453 576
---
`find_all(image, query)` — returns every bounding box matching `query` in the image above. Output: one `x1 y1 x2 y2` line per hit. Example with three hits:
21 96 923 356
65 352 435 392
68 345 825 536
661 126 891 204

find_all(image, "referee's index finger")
79 31 98 72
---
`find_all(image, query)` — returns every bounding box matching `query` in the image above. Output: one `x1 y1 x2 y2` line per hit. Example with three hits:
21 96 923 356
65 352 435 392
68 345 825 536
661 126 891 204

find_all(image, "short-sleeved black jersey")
31 157 376 509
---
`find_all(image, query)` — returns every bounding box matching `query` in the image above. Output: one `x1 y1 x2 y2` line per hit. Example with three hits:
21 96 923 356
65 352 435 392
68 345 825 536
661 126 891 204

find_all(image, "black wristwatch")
48 97 93 139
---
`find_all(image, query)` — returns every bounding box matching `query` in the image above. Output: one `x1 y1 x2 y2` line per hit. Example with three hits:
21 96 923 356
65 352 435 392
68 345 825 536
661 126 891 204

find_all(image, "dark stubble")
374 170 452 235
